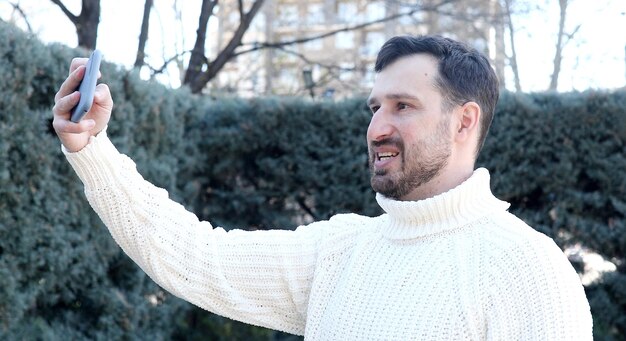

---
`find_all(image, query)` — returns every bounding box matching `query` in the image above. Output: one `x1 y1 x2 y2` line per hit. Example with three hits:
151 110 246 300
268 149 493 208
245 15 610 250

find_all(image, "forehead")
368 54 440 104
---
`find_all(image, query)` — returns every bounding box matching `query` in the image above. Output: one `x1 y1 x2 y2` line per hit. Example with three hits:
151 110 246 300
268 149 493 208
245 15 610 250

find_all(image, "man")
53 35 592 340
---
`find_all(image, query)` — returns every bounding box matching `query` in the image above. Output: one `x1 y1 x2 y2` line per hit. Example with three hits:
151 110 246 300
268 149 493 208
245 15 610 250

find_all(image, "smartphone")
70 49 103 123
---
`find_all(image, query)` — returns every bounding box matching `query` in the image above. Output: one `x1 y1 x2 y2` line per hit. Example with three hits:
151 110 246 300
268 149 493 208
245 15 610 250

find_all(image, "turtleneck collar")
375 168 510 240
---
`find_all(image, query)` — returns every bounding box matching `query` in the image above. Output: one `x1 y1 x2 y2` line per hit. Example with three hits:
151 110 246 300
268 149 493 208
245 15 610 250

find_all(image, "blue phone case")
70 50 102 123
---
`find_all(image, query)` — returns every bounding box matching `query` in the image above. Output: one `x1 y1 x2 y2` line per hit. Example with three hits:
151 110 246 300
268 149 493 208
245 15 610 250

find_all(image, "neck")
376 168 510 240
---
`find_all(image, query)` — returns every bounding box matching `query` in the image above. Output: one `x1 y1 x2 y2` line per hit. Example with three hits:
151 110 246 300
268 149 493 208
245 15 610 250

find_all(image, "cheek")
440 117 456 141
396 123 419 144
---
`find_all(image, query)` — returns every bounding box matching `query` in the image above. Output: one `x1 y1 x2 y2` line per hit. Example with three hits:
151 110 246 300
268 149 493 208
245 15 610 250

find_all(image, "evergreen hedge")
1 20 624 340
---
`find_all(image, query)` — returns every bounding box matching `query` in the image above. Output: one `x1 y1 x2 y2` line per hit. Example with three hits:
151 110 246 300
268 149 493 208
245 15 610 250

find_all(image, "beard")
368 117 451 200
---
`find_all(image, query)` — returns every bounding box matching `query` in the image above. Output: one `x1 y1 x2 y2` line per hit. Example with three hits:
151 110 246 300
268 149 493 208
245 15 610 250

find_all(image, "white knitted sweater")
64 131 592 340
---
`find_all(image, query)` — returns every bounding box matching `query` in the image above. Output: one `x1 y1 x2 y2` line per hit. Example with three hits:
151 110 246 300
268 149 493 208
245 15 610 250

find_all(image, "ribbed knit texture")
64 131 593 340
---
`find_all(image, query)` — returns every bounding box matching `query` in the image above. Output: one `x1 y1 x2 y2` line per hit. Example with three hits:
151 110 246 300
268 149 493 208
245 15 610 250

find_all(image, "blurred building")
208 0 505 98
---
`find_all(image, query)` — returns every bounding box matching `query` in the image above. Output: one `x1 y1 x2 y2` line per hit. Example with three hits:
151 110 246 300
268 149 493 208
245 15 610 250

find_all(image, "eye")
369 105 380 114
397 102 409 110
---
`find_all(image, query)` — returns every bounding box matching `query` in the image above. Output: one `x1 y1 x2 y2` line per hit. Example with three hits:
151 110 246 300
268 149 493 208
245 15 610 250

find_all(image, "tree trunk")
504 0 521 92
50 0 101 50
76 0 100 49
549 0 567 91
183 0 219 87
134 0 153 68
493 0 506 89
187 0 266 94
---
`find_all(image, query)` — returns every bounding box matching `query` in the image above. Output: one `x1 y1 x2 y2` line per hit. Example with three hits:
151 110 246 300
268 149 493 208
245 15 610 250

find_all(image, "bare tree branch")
49 0 78 24
274 46 364 73
237 0 244 20
389 0 507 26
181 0 459 93
8 1 33 33
271 46 371 97
564 24 582 46
296 197 319 222
187 0 266 93
147 49 194 75
233 0 458 58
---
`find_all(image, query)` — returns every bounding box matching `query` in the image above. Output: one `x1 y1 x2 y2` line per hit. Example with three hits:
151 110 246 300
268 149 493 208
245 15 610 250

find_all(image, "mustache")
370 137 404 150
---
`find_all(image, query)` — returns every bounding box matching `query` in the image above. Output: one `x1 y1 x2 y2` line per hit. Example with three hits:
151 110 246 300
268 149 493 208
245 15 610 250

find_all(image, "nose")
367 108 394 142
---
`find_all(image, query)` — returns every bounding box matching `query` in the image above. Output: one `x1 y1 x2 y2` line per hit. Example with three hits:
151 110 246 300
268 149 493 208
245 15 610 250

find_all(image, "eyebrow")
367 92 422 106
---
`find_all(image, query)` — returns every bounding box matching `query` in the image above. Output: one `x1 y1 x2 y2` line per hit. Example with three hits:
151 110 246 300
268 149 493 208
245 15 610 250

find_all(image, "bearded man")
53 35 592 340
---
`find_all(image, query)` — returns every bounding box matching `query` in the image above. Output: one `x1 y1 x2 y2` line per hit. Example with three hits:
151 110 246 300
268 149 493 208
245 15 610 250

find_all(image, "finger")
53 117 96 134
54 66 85 103
52 91 80 119
69 57 89 75
71 57 102 79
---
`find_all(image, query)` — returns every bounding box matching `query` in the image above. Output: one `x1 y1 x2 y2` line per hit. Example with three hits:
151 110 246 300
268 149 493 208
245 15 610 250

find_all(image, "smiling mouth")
377 152 399 161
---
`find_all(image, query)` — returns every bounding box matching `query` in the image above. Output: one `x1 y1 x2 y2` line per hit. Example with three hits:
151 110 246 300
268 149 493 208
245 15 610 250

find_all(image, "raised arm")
53 59 333 335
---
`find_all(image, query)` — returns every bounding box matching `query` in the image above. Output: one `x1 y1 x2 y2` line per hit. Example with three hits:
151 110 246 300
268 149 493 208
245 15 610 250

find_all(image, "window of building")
335 31 355 49
228 11 239 25
276 35 298 63
366 1 385 22
469 38 488 54
363 31 386 56
307 3 325 25
252 12 266 31
362 67 376 87
399 11 421 26
338 62 355 81
337 1 357 23
278 4 299 27
304 37 323 51
279 68 297 87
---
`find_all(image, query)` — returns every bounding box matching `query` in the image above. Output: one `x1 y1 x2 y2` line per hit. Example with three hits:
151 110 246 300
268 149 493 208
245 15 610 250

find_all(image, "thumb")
83 119 97 130
94 84 113 110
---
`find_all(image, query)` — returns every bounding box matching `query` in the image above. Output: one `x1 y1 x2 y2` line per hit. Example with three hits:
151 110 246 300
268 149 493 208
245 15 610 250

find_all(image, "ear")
454 101 481 144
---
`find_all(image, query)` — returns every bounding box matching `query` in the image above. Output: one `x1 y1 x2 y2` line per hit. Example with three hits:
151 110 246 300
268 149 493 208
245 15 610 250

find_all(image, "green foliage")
1 19 625 340
181 97 378 230
0 21 188 340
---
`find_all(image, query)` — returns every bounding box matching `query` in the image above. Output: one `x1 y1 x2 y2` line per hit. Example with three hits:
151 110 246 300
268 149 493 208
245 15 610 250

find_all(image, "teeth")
378 152 398 161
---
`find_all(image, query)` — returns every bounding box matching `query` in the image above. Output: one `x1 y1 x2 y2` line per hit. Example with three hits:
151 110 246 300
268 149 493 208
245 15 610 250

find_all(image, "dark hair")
374 35 499 156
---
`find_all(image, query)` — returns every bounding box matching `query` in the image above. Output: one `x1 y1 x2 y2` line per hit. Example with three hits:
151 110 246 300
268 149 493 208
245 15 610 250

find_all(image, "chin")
371 175 404 200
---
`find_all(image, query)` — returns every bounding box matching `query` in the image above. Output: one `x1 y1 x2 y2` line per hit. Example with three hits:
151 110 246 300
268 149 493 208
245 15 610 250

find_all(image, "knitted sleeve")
63 131 334 336
482 223 593 340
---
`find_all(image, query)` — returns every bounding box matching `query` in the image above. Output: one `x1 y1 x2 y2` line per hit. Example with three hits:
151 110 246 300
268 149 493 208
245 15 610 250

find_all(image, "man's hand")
53 57 113 153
